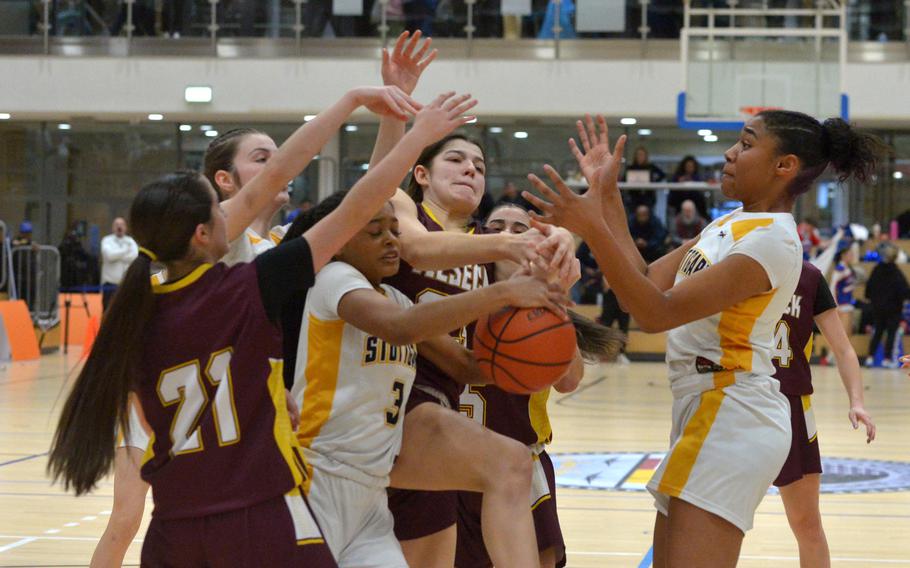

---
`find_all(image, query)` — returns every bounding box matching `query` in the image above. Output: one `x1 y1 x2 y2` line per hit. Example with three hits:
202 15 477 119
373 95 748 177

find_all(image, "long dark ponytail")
756 110 891 195
48 171 214 495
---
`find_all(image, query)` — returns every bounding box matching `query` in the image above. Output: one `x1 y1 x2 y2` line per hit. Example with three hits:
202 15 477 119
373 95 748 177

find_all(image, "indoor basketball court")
2 1 909 567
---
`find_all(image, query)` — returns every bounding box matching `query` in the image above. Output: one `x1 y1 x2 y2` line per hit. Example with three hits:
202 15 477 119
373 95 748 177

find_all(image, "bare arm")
224 86 420 243
337 275 566 346
370 31 437 170
815 308 876 443
418 336 489 386
304 93 475 272
526 167 772 333
391 188 540 270
552 348 585 393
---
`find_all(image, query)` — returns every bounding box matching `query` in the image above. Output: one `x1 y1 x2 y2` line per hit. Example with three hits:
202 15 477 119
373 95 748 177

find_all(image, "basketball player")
524 112 887 567
48 88 473 566
284 192 568 567
89 83 421 566
771 260 876 568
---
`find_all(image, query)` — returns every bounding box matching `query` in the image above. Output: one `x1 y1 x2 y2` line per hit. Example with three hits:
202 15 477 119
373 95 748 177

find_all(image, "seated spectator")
797 217 822 258
865 244 910 367
669 155 709 218
670 199 707 247
496 181 532 209
629 204 667 262
574 240 602 305
624 146 665 209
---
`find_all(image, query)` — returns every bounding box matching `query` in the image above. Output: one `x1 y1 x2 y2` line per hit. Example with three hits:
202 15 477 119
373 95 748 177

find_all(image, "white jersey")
665 208 802 393
292 261 417 489
221 226 279 266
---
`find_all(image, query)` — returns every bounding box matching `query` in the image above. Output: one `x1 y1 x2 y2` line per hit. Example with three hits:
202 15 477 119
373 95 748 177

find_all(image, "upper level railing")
0 0 906 57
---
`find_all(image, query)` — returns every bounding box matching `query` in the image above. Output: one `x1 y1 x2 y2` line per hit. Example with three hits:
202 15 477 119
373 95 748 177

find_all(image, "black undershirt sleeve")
814 274 838 315
255 237 316 324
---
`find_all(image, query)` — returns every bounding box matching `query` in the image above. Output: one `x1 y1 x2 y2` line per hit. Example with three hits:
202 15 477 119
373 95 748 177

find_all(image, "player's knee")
788 510 824 541
484 436 532 491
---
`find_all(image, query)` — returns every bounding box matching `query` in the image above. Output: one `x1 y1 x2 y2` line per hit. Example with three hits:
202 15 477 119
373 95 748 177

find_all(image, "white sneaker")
617 353 631 366
864 356 875 368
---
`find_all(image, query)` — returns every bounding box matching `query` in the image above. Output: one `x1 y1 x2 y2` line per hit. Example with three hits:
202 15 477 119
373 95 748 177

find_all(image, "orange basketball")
473 307 577 394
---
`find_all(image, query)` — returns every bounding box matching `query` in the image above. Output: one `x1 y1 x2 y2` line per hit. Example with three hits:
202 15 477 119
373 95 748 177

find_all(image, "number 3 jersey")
665 208 803 392
292 261 417 489
771 261 836 396
138 251 314 520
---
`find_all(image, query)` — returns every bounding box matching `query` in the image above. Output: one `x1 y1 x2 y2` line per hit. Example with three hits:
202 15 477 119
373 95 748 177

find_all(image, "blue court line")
0 452 47 468
637 546 654 568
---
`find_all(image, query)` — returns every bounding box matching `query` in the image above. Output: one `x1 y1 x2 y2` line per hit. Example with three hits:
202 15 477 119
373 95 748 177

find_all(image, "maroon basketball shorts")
774 393 822 487
388 385 459 541
454 449 566 568
141 489 336 567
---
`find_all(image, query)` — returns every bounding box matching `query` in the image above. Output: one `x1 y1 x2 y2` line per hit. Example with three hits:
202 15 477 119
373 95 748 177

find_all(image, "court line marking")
555 375 607 405
0 537 37 553
637 546 654 568
0 535 142 543
0 453 47 468
571 551 910 564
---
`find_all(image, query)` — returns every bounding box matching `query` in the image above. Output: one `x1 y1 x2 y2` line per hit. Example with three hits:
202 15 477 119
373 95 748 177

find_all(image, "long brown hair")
47 172 214 495
202 128 264 200
406 134 485 203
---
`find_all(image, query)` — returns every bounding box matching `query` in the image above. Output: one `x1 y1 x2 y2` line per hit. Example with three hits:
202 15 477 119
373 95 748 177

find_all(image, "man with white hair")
670 199 707 247
100 217 138 311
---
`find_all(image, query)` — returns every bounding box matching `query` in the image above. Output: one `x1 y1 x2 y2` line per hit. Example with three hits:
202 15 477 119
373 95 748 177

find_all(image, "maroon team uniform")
137 241 336 567
771 261 837 487
386 204 565 567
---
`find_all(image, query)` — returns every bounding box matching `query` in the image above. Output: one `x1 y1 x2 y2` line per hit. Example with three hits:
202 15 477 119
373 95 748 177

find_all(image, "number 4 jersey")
771 261 837 395
292 261 417 489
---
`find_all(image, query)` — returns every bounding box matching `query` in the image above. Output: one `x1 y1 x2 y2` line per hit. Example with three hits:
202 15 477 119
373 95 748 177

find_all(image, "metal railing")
10 244 61 331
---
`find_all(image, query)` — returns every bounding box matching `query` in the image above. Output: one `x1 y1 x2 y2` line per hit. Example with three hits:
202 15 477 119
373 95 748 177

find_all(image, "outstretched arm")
524 166 772 333
337 274 566 346
816 308 876 443
224 86 421 243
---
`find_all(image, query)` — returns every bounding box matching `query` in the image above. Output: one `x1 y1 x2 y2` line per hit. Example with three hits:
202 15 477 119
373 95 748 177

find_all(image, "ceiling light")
205 130 219 137
304 115 317 122
184 85 213 103
489 126 503 134
148 113 164 121
895 171 905 180
704 134 719 142
0 113 10 120
58 123 71 130
697 129 713 136
638 128 652 136
620 117 637 125
513 131 529 139
179 124 192 132
344 125 358 132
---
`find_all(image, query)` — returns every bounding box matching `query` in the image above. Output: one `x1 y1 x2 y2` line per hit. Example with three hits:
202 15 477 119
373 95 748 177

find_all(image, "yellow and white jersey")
665 208 802 392
221 227 277 266
292 261 417 489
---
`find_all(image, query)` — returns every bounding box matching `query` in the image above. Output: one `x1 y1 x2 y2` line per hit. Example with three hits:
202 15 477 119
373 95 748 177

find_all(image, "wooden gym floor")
1 350 908 567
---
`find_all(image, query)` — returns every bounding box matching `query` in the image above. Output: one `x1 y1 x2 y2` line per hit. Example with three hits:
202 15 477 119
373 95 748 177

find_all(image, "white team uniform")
647 208 802 533
292 261 416 567
120 225 289 451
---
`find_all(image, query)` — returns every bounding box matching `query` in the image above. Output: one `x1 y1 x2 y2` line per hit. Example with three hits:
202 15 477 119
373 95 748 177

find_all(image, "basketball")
473 307 577 394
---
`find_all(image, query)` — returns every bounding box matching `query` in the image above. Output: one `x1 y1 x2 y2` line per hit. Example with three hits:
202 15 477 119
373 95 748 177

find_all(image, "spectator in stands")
12 220 34 248
864 244 910 368
100 217 138 312
629 204 667 262
496 181 532 210
669 155 708 218
624 146 666 209
798 217 823 258
574 241 602 305
670 199 707 248
11 221 38 309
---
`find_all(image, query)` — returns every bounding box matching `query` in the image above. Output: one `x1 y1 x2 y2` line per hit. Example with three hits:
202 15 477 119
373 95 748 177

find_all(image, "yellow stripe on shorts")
657 389 726 497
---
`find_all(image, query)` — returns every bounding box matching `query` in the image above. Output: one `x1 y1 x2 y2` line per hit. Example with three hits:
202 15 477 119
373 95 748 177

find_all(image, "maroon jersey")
385 204 492 407
139 259 312 520
772 261 837 396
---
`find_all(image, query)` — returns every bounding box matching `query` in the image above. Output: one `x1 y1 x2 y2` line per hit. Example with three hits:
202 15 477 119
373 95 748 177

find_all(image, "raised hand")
410 91 478 143
382 31 438 95
523 165 606 239
569 114 626 192
353 85 423 121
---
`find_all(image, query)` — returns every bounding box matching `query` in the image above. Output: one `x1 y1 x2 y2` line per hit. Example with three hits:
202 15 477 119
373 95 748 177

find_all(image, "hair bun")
820 117 889 184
